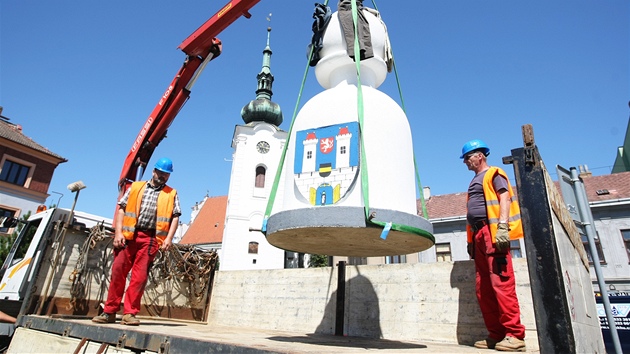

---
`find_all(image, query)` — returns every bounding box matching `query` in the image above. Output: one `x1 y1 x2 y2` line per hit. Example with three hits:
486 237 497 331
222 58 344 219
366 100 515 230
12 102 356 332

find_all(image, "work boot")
91 312 116 324
121 314 140 326
495 336 526 352
473 337 498 349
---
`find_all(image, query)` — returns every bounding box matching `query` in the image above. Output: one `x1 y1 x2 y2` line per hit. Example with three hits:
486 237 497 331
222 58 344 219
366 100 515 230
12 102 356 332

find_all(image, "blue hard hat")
154 157 174 173
460 139 490 159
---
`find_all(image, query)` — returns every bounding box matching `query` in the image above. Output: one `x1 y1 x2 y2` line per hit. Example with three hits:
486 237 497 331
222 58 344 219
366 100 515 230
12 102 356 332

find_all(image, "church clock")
256 141 270 154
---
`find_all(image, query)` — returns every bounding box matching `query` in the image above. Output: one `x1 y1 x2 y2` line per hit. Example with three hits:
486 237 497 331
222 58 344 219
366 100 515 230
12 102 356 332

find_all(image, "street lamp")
37 180 87 315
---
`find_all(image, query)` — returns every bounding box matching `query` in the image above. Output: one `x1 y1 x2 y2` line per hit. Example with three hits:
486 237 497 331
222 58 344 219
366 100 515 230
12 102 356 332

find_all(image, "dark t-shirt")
467 169 508 224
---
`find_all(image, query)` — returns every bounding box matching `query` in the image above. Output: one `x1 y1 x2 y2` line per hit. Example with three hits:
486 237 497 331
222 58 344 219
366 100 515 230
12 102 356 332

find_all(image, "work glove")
495 223 510 252
467 242 473 259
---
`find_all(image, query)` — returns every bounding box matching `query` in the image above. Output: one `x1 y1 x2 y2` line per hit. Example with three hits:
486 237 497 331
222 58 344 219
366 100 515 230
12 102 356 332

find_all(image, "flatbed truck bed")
10 314 539 353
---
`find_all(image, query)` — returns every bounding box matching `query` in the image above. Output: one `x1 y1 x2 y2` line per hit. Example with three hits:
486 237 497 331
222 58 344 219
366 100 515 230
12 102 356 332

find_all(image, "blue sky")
1 1 628 223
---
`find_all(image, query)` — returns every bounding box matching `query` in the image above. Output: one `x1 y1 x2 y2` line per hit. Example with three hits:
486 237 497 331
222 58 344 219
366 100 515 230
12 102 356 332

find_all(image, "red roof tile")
582 171 630 202
180 196 227 245
422 192 468 220
0 119 66 161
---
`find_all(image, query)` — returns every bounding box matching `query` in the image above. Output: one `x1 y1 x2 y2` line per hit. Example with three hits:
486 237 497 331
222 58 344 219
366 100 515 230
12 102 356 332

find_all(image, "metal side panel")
16 315 277 354
8 327 142 354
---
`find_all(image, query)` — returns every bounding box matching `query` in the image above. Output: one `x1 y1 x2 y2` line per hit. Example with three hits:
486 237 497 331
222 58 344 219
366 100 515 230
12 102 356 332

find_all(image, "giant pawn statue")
266 2 434 257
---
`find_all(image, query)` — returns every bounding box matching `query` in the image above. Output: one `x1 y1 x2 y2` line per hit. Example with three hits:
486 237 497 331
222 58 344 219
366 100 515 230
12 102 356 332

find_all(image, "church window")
255 166 266 188
248 241 259 254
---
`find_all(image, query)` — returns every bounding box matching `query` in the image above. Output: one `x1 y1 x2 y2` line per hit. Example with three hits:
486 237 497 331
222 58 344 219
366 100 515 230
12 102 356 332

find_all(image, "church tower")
220 26 288 270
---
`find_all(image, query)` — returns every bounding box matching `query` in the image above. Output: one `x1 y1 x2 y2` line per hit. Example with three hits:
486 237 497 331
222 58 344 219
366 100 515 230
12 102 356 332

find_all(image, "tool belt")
471 219 488 233
135 227 156 234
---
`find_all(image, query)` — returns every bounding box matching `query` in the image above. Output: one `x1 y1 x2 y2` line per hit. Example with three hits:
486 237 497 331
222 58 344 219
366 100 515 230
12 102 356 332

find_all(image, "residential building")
0 112 66 234
180 195 227 251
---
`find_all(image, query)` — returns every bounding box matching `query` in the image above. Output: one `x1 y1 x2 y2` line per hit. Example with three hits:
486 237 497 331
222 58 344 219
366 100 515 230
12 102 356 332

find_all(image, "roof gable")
180 196 227 245
0 120 66 161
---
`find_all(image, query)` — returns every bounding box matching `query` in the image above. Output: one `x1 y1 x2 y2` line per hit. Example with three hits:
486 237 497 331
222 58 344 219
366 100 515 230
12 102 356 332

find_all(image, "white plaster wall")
592 205 630 290
220 123 287 271
0 192 43 217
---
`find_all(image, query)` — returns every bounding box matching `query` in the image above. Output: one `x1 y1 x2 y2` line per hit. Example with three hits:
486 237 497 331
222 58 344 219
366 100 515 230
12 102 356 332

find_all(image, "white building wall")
591 202 630 291
0 192 45 218
220 123 287 271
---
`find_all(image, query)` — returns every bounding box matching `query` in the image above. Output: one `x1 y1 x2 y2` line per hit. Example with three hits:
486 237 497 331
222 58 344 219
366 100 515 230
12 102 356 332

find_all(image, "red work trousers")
103 230 159 315
473 225 525 341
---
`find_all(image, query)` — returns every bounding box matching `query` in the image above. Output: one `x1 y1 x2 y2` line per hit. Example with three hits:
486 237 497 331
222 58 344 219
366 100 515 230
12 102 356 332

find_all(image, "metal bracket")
524 147 535 165
522 124 536 166
62 326 71 337
116 334 127 349
159 340 170 354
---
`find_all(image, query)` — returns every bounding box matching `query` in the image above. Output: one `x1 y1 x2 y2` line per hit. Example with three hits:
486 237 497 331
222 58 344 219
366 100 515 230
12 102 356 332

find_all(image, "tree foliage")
0 211 31 266
308 254 329 268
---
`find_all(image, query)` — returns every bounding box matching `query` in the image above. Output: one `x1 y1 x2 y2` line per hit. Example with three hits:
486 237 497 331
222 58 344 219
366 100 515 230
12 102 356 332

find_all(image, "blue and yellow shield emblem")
294 122 360 206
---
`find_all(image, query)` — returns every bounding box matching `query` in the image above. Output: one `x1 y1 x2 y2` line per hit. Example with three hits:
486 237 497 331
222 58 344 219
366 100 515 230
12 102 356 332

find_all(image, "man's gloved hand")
495 223 510 252
467 242 473 258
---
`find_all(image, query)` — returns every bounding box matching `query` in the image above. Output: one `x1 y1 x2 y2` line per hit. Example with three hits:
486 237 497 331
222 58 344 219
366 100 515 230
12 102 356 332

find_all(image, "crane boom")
117 0 261 202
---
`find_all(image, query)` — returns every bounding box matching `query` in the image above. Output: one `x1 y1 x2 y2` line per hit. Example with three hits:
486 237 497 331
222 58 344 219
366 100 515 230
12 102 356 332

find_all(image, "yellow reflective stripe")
9 258 31 278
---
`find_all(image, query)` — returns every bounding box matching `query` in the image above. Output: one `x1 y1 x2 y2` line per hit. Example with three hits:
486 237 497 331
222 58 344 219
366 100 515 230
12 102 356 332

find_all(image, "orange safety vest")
466 166 524 243
122 181 177 246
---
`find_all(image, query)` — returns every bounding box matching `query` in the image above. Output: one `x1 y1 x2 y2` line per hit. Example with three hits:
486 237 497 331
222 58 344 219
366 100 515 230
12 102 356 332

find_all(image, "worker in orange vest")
93 157 181 326
462 140 526 352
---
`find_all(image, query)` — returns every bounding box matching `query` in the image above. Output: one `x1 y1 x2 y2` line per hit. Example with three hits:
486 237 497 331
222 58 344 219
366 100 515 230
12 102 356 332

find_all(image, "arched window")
255 166 266 188
248 241 259 254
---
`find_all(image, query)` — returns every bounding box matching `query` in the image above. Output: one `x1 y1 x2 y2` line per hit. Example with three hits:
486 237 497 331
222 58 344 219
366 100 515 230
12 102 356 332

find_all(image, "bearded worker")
461 140 526 352
93 157 181 326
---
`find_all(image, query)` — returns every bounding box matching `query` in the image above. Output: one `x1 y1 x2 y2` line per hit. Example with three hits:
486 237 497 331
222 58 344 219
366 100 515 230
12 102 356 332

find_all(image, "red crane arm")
117 0 261 202
179 0 261 56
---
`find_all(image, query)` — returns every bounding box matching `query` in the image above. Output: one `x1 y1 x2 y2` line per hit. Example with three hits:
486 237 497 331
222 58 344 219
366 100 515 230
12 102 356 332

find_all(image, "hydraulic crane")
117 0 261 204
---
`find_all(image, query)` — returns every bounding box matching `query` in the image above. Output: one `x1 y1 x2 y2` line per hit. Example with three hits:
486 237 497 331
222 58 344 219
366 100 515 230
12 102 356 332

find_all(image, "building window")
582 232 606 264
347 257 367 265
0 208 17 234
248 241 259 254
255 166 266 188
307 151 313 159
385 255 406 264
435 243 452 262
621 229 630 263
0 159 30 186
510 240 523 258
340 146 346 154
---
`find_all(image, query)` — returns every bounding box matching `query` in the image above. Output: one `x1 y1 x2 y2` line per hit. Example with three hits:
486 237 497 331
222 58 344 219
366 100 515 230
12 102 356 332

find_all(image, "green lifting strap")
350 0 430 240
368 0 428 219
262 1 332 233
